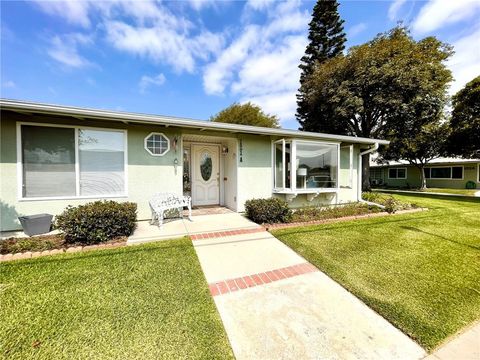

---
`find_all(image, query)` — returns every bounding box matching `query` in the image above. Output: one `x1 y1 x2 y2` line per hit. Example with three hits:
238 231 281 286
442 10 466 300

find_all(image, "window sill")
19 194 128 202
273 188 338 194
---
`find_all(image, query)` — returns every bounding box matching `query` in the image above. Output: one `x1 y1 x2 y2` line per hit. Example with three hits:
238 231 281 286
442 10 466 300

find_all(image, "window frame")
340 144 354 188
272 138 340 193
478 164 480 183
144 132 170 157
387 167 407 179
426 166 464 180
16 122 128 201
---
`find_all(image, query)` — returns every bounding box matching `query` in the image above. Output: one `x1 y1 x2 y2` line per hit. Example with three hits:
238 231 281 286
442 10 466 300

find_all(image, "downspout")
357 142 385 208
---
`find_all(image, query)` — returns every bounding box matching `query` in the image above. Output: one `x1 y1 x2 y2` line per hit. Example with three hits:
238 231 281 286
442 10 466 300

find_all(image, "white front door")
192 144 220 206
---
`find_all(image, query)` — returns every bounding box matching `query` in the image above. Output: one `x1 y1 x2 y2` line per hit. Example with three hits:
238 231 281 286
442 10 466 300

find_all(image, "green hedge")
55 200 137 244
245 198 292 224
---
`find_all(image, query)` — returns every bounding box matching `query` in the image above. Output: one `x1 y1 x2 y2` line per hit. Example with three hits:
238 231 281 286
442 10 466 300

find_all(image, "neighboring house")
370 158 480 189
0 99 388 232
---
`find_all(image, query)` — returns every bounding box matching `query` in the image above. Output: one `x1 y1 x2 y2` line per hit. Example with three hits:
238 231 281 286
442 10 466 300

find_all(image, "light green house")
0 99 388 232
370 158 480 189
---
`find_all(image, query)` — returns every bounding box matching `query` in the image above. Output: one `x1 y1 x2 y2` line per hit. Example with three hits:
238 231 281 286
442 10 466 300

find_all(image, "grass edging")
263 207 427 231
0 240 127 262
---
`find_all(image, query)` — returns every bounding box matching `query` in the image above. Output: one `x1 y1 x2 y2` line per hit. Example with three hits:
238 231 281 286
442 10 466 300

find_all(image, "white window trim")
387 167 407 179
426 166 464 180
478 164 480 183
144 132 170 156
272 138 340 193
340 144 354 188
16 121 128 201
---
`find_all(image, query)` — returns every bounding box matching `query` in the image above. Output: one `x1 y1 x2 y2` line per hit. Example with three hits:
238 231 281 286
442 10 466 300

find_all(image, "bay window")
273 139 339 191
19 124 126 199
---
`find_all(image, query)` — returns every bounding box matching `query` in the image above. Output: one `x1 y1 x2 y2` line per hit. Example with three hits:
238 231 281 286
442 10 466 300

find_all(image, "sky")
1 0 479 130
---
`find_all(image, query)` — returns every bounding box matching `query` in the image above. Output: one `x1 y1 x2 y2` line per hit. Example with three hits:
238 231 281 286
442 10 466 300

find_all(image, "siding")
374 164 480 189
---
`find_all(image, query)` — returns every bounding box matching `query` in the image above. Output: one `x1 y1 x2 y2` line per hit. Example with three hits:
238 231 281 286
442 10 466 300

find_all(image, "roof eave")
0 99 389 145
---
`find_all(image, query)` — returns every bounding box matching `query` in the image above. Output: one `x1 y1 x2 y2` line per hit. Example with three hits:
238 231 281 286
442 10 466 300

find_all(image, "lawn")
273 194 480 351
0 238 234 360
420 187 478 196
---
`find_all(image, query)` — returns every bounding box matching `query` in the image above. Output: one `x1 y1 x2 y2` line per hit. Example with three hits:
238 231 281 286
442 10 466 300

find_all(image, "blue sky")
1 0 479 129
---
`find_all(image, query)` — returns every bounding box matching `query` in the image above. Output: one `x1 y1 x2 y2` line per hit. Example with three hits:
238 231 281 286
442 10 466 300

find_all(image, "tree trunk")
419 165 427 190
362 153 371 191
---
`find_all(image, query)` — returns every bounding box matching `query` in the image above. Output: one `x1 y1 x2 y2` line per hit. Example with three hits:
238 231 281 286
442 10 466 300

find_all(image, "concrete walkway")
127 211 260 244
425 321 480 360
193 229 426 360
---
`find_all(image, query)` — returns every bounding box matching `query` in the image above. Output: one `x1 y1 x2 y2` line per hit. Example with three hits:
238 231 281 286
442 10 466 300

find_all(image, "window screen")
79 129 125 196
431 167 451 179
451 166 463 179
21 125 76 197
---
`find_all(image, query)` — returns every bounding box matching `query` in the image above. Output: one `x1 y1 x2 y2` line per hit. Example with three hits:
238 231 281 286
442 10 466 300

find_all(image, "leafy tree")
210 102 279 128
302 26 453 189
381 122 450 189
446 76 480 158
297 0 346 127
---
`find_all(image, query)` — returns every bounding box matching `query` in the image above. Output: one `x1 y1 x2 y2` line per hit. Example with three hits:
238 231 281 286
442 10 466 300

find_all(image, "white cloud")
33 0 92 28
105 21 223 73
412 0 480 34
348 23 367 38
139 73 166 93
447 27 480 94
47 33 93 68
2 80 16 88
203 1 309 126
246 0 274 11
388 0 407 21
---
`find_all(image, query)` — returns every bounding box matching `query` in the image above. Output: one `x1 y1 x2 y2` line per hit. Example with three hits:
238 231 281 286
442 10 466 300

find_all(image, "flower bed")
1 234 127 256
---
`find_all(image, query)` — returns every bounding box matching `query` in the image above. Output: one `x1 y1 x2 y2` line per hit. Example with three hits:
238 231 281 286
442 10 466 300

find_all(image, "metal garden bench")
149 193 192 228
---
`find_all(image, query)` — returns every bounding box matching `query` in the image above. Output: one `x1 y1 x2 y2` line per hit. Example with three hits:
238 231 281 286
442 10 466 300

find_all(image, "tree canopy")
210 102 279 128
296 0 346 127
446 76 480 158
300 26 453 189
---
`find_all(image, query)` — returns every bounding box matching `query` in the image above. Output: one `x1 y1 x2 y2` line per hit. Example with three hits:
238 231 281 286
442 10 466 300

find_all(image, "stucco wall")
1 110 365 231
376 164 480 189
1 112 183 231
236 135 273 212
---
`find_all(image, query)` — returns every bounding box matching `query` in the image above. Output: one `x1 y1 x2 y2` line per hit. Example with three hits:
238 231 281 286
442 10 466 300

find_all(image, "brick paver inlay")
208 263 318 297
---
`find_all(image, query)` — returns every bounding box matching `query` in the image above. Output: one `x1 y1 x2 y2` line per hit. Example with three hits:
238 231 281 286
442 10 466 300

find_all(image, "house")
370 158 480 189
0 99 388 232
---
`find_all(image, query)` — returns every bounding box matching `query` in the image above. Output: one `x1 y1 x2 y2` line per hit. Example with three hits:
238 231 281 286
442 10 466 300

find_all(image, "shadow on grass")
273 212 440 237
400 226 480 251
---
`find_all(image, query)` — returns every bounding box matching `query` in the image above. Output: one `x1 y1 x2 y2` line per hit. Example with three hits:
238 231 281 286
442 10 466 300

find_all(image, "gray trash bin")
18 214 53 236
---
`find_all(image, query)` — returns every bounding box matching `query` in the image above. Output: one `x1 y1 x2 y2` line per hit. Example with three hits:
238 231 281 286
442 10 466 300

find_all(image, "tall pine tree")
297 0 346 130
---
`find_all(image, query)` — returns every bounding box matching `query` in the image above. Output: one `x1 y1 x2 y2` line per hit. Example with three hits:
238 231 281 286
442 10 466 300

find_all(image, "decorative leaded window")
144 132 170 156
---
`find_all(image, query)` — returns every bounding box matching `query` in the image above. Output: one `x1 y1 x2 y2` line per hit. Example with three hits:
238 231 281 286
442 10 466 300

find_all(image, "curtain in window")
21 125 76 197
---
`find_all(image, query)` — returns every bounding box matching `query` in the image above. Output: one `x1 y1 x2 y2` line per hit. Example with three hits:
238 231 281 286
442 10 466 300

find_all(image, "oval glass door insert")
200 152 212 181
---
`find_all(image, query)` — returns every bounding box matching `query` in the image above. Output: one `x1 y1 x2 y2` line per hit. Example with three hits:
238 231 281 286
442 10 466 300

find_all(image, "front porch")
127 207 260 244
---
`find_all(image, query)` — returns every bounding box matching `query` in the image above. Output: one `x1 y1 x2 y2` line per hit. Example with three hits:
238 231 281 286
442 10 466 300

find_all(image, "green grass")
420 188 478 196
0 238 234 360
273 195 480 351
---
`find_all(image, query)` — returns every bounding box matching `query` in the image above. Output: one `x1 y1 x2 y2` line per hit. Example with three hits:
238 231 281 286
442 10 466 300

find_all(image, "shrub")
363 191 415 212
291 203 381 222
55 201 137 244
245 198 292 224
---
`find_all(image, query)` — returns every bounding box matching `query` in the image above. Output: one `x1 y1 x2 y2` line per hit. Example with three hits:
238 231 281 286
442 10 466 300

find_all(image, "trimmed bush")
245 198 292 224
291 203 381 222
363 191 416 212
55 201 137 244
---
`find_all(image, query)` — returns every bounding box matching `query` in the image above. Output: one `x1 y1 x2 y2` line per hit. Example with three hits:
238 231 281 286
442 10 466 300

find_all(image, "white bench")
149 193 192 228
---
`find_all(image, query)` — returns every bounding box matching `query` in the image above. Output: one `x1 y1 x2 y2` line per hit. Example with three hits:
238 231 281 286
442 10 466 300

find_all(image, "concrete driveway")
193 228 426 360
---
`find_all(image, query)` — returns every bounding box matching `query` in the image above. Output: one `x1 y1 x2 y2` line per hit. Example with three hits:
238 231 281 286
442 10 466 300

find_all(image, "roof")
371 157 480 167
0 98 389 146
